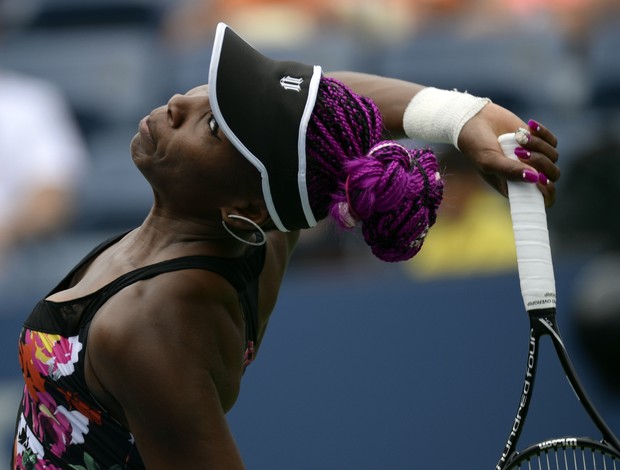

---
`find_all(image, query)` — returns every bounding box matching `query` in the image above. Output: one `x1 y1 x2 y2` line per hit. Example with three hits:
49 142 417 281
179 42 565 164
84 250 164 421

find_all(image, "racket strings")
510 445 619 470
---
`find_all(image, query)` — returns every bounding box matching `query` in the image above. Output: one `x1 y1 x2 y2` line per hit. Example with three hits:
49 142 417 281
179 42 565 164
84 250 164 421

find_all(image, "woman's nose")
166 93 207 128
166 94 187 128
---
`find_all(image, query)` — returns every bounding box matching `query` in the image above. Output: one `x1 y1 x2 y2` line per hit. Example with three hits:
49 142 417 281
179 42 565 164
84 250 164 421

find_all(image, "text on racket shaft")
496 330 536 469
527 292 556 309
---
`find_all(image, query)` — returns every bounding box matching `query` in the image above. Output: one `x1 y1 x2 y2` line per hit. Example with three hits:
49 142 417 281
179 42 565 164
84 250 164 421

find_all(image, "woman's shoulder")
87 267 247 405
95 267 243 336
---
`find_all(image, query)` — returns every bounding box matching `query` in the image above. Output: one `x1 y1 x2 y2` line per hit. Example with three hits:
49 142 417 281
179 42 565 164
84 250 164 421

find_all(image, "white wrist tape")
403 87 490 149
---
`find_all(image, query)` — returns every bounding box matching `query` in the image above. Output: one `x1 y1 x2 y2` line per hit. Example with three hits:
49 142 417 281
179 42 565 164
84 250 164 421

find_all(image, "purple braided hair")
306 77 444 262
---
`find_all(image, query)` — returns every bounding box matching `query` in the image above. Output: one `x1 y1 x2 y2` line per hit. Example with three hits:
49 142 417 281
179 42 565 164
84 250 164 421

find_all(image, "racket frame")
496 307 620 469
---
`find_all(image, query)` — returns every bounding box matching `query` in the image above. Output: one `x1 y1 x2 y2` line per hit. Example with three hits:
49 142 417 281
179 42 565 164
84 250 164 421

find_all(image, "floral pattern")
13 328 138 469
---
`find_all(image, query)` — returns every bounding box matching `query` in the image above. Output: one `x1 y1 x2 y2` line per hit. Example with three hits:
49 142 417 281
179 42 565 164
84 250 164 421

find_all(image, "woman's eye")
209 116 219 136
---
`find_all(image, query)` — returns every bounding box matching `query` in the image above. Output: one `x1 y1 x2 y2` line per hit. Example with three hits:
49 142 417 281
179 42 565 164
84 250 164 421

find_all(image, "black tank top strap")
47 231 132 297
92 245 265 301
85 244 266 343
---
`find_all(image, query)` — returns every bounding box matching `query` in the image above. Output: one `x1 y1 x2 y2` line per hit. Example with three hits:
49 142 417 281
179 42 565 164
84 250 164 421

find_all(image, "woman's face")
131 85 260 219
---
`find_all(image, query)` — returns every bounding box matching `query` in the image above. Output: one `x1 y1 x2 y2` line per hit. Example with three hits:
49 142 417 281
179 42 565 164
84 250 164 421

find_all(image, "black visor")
208 23 323 231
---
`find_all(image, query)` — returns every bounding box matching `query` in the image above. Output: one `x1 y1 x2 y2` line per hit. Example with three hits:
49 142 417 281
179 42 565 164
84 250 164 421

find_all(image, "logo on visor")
280 76 303 92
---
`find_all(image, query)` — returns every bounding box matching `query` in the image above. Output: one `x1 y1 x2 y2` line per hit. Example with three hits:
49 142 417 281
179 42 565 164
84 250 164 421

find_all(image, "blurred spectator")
0 69 88 273
164 0 425 48
466 0 620 47
499 0 612 40
163 0 329 47
531 130 620 396
404 146 516 279
321 0 419 41
572 254 620 396
549 136 620 254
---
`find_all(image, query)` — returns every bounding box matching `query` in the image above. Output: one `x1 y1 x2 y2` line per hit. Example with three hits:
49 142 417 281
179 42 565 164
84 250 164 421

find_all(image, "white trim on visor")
296 65 322 230
208 23 286 232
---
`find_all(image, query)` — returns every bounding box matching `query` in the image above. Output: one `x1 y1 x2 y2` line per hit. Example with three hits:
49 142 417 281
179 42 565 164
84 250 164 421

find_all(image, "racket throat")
496 327 540 469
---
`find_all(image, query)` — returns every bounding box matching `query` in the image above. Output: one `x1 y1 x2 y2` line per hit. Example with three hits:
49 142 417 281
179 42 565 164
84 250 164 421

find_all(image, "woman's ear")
220 200 270 230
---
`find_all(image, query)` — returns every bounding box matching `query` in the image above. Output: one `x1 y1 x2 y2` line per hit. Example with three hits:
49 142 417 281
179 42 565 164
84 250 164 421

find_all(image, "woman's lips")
139 116 154 143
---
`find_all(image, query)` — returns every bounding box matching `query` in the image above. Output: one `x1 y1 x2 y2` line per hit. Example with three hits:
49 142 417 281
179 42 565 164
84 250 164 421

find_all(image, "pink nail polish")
522 169 539 183
514 147 531 159
538 173 549 185
528 119 541 132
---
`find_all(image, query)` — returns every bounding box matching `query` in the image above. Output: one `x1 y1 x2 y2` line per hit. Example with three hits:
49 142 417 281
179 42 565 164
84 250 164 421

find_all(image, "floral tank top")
12 232 265 469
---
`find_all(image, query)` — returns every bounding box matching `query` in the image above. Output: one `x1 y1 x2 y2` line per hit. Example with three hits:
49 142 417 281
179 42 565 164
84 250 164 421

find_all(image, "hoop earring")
221 214 266 246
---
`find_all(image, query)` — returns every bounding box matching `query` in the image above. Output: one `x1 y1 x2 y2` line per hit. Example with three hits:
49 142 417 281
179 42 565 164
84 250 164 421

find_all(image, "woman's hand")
457 102 560 207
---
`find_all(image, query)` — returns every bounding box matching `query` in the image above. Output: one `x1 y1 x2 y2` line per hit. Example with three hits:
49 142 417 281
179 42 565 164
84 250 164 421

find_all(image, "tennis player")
12 23 559 469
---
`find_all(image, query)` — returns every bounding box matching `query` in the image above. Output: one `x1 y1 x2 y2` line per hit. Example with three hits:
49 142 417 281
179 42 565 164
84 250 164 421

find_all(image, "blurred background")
1 0 619 467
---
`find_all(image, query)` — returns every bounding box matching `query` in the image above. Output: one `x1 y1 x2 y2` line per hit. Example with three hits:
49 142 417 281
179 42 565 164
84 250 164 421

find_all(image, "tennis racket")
495 133 620 469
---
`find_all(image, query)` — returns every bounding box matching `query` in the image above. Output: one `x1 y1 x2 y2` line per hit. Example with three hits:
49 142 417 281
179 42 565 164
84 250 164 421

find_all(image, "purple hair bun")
306 77 444 262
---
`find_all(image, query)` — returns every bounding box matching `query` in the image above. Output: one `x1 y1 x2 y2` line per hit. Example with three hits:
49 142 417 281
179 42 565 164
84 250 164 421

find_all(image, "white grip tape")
498 134 556 311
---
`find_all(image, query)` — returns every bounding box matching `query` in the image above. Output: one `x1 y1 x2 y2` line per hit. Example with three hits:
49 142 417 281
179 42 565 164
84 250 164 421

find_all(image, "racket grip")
499 133 556 311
